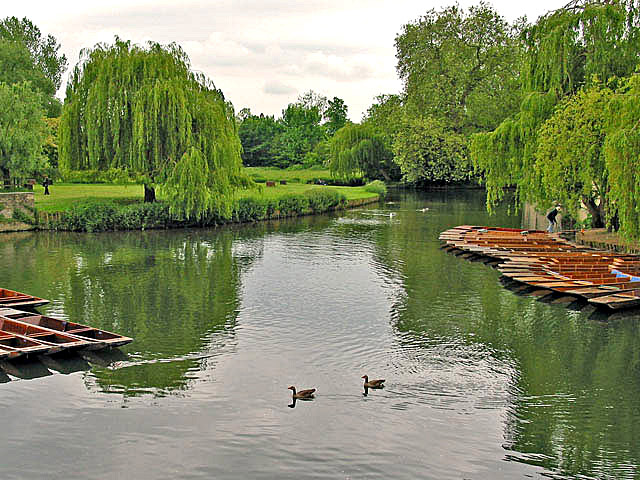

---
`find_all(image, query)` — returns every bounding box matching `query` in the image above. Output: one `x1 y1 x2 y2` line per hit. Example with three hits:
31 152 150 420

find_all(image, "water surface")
1 189 639 479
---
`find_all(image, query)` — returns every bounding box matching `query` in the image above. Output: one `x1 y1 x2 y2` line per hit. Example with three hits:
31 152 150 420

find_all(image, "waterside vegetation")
5 1 640 239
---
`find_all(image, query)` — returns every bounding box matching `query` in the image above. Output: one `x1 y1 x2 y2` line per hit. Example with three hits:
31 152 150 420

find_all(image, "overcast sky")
7 0 563 120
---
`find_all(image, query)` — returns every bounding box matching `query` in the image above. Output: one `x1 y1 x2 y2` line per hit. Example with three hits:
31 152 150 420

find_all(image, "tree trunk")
582 195 605 228
144 184 156 203
378 168 392 183
1 167 10 189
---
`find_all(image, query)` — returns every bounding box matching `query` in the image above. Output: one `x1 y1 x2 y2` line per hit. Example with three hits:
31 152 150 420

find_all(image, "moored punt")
0 308 133 349
0 288 49 309
0 316 94 352
440 225 640 311
589 289 640 310
0 331 59 357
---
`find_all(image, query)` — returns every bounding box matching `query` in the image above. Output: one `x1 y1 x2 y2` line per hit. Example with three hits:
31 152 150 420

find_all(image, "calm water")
1 189 640 480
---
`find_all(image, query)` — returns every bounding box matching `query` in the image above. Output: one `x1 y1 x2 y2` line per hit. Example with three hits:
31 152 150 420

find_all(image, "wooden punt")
0 316 95 353
440 225 640 311
589 289 640 310
563 283 640 298
0 308 133 349
0 288 49 309
0 331 59 358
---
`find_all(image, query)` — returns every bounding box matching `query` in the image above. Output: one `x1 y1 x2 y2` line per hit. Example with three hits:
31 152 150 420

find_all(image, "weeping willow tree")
328 123 395 181
471 0 640 213
535 84 613 227
60 38 251 220
604 74 640 238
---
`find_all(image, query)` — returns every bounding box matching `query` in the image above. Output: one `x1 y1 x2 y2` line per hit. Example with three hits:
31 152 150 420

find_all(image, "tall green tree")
0 81 47 184
0 17 67 117
535 84 613 227
323 96 348 137
362 94 404 151
395 2 523 134
60 39 250 219
237 112 282 167
274 95 325 166
328 123 395 181
472 1 640 213
393 116 469 185
605 74 640 238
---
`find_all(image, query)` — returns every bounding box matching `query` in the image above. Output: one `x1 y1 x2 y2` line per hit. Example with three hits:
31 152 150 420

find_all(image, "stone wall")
0 192 35 232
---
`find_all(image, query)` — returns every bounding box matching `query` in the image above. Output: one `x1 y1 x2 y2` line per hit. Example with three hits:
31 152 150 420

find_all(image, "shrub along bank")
41 188 361 232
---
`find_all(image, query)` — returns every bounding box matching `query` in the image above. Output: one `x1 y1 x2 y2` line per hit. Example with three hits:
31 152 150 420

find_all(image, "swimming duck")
288 386 315 399
417 207 429 212
362 375 385 388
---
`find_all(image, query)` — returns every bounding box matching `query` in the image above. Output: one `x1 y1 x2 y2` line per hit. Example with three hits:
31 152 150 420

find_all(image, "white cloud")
263 80 297 96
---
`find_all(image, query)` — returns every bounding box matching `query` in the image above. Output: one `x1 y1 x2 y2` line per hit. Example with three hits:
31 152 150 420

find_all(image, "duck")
362 375 385 389
288 386 316 399
417 207 429 212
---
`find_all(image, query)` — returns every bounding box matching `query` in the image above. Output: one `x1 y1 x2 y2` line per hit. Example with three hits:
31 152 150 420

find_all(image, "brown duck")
288 386 316 399
362 375 385 388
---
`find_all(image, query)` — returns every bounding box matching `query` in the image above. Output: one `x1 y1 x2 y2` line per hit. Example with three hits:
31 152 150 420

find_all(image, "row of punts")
439 225 640 311
0 288 132 361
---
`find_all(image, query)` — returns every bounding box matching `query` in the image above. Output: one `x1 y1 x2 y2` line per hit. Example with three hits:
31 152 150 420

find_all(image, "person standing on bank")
547 205 560 233
42 176 51 195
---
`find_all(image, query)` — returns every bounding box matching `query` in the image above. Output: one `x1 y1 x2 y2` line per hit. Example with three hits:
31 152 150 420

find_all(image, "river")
0 188 639 480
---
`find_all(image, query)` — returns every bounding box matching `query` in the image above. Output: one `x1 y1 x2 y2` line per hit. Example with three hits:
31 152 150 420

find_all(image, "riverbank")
576 228 640 254
0 183 381 233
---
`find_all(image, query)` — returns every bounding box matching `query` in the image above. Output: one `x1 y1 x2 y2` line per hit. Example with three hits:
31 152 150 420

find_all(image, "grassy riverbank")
33 182 378 213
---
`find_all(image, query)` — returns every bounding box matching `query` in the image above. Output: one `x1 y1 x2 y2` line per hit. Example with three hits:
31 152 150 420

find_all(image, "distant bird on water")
389 212 396 218
417 207 429 212
362 375 385 389
288 386 315 399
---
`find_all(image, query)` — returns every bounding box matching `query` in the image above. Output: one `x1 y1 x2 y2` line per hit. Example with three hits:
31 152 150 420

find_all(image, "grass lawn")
245 166 334 183
34 182 378 212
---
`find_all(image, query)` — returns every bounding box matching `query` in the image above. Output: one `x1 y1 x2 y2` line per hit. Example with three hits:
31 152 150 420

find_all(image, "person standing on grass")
42 176 51 195
547 205 560 233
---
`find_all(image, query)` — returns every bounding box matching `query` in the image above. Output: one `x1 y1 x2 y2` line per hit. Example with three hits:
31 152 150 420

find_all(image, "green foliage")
238 112 282 166
329 123 395 182
395 2 523 134
0 16 67 91
472 1 640 213
0 17 67 117
604 74 640 238
11 207 35 225
275 98 326 166
363 94 404 151
364 180 387 198
0 81 47 182
45 189 348 231
323 96 348 136
61 168 139 184
535 84 612 227
49 200 174 232
60 38 251 218
393 116 470 184
303 188 347 212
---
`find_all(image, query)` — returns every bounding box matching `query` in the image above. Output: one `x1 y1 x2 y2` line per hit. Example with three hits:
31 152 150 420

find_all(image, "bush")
277 193 309 216
364 180 387 198
234 197 269 222
304 189 347 212
43 189 348 231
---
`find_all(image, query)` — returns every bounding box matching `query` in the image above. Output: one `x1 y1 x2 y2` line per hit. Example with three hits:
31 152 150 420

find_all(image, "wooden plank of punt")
0 316 95 352
562 283 640 298
0 308 133 349
589 289 640 310
0 288 49 309
0 331 58 357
